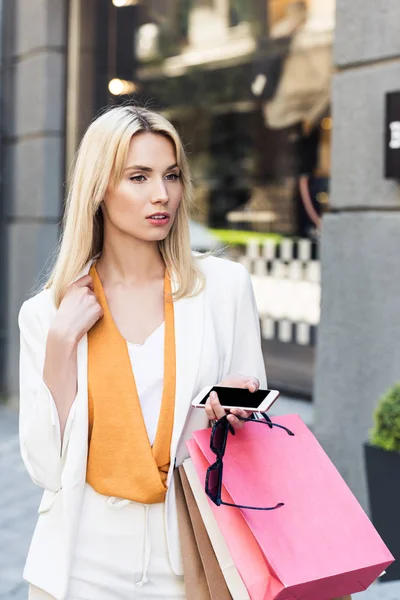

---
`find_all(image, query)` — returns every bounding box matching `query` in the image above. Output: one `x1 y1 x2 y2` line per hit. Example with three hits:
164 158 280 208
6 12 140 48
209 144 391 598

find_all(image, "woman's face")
102 132 183 243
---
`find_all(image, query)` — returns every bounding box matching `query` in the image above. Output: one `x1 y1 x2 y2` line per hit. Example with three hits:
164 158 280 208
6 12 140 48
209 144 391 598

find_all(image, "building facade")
1 0 68 399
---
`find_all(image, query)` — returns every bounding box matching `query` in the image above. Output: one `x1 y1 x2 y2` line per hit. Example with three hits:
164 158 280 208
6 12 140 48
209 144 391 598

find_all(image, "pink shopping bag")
187 439 289 600
190 414 394 600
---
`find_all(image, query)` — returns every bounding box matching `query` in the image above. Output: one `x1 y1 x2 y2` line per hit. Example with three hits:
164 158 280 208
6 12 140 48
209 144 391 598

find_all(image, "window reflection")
110 0 335 239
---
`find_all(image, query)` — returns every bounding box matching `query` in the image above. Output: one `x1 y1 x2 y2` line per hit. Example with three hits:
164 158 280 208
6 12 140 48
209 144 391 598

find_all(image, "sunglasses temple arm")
220 500 284 511
245 414 294 436
260 412 273 426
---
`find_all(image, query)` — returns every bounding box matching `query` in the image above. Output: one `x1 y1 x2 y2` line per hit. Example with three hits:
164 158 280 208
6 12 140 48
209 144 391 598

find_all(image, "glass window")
95 0 335 239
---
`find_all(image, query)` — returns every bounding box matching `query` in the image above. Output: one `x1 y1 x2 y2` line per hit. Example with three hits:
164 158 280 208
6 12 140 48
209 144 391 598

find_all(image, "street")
262 339 315 398
0 406 41 599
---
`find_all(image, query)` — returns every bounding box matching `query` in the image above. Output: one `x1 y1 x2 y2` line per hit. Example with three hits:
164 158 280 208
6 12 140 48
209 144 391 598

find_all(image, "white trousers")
29 483 185 600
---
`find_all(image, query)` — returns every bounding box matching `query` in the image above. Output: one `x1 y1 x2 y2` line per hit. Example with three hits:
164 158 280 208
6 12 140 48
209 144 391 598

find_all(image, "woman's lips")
146 215 170 226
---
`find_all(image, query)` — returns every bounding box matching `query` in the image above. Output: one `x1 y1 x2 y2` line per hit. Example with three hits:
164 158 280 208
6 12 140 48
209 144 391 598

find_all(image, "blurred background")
0 0 400 597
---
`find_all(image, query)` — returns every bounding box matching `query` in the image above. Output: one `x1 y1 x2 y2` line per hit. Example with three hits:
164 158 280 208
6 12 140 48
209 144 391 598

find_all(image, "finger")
230 408 249 420
204 396 216 422
205 393 222 421
244 377 260 392
73 275 94 290
95 303 104 319
227 413 244 429
210 391 226 420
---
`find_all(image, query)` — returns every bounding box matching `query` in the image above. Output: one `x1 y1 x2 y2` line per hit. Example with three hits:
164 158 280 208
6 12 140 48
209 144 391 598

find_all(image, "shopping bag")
186 443 282 600
174 468 213 599
182 459 251 600
190 414 394 600
174 467 233 599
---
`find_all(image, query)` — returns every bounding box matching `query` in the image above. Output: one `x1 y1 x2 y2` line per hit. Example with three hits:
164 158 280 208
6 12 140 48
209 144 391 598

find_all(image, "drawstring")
106 497 151 587
137 504 151 587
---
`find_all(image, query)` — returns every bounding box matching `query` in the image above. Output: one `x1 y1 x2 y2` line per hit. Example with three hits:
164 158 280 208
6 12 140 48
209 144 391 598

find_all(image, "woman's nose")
151 179 168 204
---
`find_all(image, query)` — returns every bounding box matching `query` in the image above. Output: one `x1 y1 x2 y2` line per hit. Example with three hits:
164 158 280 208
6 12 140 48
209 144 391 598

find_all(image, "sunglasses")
205 413 294 511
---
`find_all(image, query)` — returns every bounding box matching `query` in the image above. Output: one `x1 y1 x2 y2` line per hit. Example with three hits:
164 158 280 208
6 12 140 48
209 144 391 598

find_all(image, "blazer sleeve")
229 264 268 388
18 300 76 492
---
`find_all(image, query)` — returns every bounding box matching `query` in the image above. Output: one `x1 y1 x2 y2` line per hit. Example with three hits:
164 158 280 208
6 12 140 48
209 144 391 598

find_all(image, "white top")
126 322 165 446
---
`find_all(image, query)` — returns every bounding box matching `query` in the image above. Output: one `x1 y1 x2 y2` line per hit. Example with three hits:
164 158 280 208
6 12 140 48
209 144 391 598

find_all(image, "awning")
263 22 333 129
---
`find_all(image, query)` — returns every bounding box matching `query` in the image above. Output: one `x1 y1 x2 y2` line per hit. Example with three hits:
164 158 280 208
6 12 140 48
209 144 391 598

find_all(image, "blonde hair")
46 105 205 307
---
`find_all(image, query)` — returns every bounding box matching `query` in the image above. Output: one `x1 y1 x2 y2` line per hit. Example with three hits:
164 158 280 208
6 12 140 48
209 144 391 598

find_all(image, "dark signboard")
385 91 400 179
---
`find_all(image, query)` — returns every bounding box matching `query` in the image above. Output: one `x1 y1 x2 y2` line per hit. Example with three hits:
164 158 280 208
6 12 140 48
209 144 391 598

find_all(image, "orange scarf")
86 265 176 504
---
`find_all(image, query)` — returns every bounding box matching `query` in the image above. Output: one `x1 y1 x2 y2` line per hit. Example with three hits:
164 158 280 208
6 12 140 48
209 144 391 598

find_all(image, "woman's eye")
166 173 180 181
130 175 146 182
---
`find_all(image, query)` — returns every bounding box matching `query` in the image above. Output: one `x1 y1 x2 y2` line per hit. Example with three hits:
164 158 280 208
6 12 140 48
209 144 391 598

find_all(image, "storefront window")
86 0 335 239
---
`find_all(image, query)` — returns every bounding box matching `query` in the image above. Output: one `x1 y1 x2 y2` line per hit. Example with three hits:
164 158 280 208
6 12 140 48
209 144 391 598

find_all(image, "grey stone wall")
4 0 67 398
314 6 400 509
335 0 400 66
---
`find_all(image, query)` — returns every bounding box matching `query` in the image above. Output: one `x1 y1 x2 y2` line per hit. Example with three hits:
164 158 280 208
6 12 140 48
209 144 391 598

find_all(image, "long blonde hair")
46 105 205 307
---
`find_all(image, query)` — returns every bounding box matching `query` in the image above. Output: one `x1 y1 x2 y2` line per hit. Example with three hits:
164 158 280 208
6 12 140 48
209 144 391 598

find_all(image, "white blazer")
18 254 267 599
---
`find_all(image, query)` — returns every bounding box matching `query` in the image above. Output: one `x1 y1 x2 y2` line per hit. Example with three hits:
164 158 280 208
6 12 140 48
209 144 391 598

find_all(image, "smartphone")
191 386 280 412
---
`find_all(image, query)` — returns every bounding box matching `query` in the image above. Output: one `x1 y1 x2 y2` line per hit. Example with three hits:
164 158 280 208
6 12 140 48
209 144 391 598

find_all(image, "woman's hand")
50 275 103 346
43 275 103 444
204 373 260 431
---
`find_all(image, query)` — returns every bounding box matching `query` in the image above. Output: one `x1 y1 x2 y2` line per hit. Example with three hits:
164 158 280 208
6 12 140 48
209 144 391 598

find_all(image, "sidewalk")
0 400 398 599
0 406 41 599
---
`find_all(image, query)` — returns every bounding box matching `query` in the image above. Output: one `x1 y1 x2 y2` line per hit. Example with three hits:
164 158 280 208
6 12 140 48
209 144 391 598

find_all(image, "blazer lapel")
169 285 205 473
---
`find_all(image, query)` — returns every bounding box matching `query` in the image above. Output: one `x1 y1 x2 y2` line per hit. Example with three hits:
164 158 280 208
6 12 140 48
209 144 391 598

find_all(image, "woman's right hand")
50 275 103 345
43 275 102 442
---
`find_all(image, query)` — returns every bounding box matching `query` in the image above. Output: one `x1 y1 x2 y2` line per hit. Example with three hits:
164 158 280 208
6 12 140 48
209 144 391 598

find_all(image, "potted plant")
364 382 400 581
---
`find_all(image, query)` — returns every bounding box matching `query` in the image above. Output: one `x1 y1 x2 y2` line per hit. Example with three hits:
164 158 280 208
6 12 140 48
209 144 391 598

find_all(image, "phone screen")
198 387 273 410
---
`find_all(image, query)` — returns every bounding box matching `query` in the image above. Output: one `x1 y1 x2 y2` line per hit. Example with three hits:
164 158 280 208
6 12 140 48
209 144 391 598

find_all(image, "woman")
19 105 351 600
19 105 266 600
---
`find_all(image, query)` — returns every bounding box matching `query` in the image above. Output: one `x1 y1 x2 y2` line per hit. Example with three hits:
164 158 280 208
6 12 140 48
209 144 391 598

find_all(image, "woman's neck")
95 235 165 286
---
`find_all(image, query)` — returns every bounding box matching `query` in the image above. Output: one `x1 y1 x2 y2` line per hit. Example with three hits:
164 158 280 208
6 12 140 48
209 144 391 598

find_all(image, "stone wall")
3 0 67 399
314 0 400 509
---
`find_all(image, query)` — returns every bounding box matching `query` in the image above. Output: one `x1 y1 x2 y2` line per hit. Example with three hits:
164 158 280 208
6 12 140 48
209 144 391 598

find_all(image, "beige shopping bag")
182 460 250 600
175 467 232 600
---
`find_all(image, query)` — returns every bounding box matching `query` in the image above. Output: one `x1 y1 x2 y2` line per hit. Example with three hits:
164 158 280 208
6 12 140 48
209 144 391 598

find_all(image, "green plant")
370 383 400 452
209 229 283 247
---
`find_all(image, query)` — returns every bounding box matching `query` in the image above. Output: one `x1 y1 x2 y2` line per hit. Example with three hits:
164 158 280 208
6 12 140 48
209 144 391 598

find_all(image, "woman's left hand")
204 373 260 431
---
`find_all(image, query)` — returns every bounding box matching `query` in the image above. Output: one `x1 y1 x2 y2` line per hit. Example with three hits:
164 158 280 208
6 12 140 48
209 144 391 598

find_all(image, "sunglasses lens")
206 463 221 503
211 421 226 454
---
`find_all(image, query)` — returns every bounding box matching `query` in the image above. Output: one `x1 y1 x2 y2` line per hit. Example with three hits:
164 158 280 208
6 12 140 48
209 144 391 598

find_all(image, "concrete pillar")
314 0 400 509
4 0 67 400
